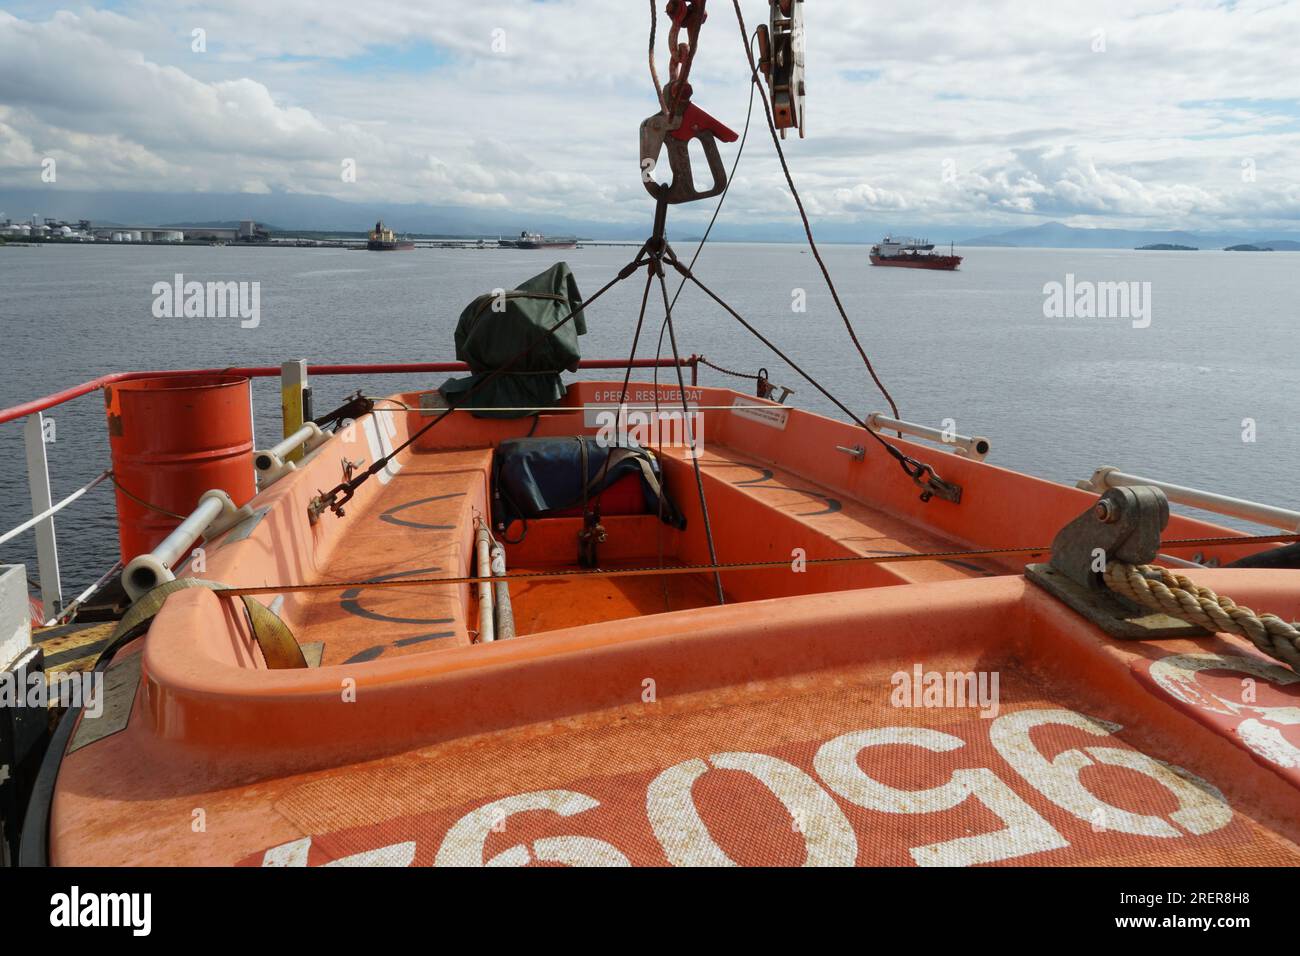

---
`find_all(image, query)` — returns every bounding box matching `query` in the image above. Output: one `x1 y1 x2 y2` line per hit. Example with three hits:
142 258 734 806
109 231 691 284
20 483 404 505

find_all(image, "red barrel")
105 374 256 562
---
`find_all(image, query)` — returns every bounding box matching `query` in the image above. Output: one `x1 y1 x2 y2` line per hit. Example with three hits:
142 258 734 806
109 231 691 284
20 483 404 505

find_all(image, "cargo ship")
498 231 578 250
869 236 963 270
367 220 415 251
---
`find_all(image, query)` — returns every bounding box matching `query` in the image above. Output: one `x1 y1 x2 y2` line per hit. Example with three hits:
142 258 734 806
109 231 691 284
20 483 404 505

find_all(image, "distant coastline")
8 215 1300 254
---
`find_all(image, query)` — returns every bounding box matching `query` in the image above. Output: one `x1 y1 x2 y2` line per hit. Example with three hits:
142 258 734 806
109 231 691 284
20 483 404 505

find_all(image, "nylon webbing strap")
117 577 307 670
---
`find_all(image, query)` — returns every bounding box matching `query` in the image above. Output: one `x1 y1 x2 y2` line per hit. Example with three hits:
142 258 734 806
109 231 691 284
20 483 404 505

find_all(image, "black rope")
730 0 901 422
665 250 951 493
653 30 759 400
318 8 948 520
108 471 186 520
19 615 150 865
591 268 659 502
656 264 726 605
698 357 762 381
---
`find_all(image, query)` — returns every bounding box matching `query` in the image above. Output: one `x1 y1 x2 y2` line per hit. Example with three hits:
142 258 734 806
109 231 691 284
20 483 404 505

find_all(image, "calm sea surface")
1 241 1297 592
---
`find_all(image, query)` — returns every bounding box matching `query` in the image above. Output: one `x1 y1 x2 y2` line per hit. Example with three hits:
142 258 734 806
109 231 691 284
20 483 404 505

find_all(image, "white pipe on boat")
866 413 990 462
122 489 249 600
475 518 495 643
255 422 327 486
1083 466 1300 532
489 539 516 641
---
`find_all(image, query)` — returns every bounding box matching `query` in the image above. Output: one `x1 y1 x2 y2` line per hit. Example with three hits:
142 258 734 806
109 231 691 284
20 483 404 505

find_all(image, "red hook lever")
640 102 738 204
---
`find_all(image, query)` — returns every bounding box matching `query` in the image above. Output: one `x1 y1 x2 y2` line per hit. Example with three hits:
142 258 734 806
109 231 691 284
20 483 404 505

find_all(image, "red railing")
0 357 702 426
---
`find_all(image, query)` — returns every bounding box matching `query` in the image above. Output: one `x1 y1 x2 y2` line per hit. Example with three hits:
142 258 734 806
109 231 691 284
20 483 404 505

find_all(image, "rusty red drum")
104 374 255 562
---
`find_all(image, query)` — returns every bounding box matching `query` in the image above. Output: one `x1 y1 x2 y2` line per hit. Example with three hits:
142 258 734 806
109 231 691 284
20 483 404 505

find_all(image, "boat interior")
149 379 1269 669
48 379 1300 866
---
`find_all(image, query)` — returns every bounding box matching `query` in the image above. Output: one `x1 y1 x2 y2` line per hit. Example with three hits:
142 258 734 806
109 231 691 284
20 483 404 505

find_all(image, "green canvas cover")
438 262 587 418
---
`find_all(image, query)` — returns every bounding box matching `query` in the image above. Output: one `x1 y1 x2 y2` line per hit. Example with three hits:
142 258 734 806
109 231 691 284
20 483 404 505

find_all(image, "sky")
1 0 1299 232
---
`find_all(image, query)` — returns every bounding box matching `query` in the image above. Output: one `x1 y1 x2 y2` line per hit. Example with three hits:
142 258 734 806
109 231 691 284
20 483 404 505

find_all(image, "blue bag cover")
492 436 686 530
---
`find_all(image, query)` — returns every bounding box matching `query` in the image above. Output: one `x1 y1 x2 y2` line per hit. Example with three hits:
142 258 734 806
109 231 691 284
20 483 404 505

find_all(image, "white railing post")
23 413 61 617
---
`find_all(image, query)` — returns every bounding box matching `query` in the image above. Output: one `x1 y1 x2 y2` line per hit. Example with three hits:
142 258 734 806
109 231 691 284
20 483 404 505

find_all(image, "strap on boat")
576 437 605 567
572 444 685 528
117 577 308 669
580 446 659 499
16 579 302 865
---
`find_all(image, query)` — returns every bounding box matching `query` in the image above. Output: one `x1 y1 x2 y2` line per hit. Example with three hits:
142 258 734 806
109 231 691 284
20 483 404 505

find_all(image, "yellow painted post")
281 360 308 463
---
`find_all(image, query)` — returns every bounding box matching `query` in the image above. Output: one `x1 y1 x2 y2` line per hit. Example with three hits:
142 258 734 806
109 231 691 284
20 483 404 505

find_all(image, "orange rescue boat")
13 373 1300 868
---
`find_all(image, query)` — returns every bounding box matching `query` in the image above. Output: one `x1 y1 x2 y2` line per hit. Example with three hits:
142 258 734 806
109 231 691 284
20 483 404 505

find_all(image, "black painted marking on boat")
340 566 458 626
344 630 459 663
746 475 842 516
343 646 386 664
378 493 465 530
788 490 842 517
394 631 457 647
721 463 842 515
941 560 998 576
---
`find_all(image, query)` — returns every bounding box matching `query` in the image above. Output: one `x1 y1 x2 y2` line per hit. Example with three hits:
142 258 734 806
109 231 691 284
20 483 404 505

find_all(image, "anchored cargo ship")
367 220 415 251
498 231 578 250
869 236 963 270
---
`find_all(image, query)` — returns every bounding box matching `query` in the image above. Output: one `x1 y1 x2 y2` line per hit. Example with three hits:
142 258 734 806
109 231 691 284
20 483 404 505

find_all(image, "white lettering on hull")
256 706 1234 867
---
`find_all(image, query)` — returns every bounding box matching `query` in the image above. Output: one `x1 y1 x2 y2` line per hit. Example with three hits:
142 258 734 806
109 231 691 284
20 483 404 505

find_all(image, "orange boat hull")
45 382 1300 866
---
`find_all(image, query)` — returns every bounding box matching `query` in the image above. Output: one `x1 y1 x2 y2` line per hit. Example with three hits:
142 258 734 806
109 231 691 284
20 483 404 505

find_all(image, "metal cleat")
1025 486 1209 640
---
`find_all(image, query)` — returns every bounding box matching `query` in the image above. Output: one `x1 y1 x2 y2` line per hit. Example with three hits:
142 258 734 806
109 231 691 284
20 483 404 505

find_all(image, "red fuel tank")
105 374 255 563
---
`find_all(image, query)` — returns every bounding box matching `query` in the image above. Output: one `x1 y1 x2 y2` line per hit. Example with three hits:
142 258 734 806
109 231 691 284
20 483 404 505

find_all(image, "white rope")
0 469 110 547
1106 562 1300 672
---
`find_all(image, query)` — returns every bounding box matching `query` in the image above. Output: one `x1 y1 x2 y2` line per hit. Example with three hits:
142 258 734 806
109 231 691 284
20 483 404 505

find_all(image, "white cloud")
1 2 1299 230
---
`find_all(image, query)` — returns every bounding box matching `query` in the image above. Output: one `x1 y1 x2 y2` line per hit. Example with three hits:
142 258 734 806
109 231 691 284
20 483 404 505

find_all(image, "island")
1136 243 1197 250
1225 244 1273 252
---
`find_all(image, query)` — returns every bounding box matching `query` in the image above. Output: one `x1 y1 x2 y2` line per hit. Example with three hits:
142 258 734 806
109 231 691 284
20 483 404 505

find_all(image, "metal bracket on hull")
1025 486 1209 640
894 457 962 504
